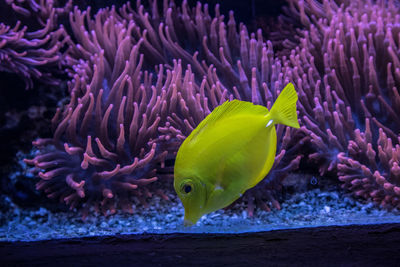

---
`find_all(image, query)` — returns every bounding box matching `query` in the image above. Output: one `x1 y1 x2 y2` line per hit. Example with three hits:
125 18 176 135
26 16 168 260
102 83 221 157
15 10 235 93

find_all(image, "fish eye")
180 182 193 194
184 184 192 193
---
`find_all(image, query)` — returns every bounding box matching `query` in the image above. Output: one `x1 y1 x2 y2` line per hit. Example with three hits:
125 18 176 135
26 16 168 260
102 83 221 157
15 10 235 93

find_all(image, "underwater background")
1 0 400 249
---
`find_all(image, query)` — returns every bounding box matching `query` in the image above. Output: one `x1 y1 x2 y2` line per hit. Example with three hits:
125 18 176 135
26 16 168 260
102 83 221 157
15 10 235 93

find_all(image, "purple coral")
5 0 72 23
338 121 400 209
0 20 66 89
0 0 70 89
126 0 308 214
25 41 172 216
282 0 400 209
18 0 400 217
23 0 308 216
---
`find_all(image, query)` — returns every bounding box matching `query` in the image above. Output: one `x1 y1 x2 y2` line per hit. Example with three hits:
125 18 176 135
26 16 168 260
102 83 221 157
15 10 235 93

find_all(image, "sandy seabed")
1 176 400 241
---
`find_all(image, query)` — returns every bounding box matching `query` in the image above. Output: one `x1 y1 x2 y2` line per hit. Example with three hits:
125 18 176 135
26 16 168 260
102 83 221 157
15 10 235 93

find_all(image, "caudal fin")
269 83 300 128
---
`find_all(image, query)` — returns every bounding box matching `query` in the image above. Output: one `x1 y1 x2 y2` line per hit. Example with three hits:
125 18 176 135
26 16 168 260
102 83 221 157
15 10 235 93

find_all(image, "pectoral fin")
205 185 240 214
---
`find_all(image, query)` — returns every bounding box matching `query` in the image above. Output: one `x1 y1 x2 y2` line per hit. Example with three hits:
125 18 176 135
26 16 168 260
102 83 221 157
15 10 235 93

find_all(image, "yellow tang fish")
174 83 300 226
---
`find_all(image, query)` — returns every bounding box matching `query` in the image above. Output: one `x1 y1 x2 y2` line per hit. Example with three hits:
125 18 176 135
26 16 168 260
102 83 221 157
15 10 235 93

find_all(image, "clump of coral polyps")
25 47 170 216
20 0 400 217
338 120 400 210
0 16 67 89
23 0 308 216
0 0 71 88
283 0 400 209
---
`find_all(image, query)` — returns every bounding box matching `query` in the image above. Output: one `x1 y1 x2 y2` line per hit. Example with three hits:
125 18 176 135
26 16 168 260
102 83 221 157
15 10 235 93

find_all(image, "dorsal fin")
187 100 268 142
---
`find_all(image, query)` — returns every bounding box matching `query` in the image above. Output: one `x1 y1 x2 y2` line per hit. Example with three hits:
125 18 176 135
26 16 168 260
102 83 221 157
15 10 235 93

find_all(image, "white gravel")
1 183 400 241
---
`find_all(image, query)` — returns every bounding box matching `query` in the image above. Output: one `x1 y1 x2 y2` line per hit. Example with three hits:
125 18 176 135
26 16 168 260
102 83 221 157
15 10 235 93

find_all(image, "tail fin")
268 83 300 128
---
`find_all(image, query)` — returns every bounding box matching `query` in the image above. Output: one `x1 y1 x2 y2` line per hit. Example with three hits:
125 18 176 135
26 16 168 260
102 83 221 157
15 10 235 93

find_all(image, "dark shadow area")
2 223 400 266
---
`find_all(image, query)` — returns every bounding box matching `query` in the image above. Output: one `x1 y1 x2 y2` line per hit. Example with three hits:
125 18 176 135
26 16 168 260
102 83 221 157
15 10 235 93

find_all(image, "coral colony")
0 0 71 89
283 0 400 210
0 0 396 216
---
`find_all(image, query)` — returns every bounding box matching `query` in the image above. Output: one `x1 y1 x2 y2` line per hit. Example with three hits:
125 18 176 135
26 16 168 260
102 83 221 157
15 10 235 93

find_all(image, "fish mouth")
183 219 195 227
183 210 202 227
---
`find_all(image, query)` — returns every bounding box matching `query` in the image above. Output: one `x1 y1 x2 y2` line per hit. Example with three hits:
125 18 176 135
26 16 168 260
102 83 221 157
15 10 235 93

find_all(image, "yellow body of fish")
174 83 300 226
